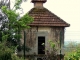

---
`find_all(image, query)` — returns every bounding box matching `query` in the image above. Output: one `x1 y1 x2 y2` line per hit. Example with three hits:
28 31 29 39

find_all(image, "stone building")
21 0 70 60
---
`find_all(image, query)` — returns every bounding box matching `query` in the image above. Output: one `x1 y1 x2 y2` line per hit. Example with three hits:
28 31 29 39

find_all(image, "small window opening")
38 36 45 54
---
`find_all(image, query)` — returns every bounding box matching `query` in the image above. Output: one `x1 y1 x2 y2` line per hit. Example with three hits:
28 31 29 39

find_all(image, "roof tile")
28 8 70 27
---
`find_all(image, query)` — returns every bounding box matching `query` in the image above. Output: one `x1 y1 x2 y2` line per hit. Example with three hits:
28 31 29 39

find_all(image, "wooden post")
24 31 26 60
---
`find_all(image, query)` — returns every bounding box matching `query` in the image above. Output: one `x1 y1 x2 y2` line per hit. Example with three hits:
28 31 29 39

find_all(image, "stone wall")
20 26 65 55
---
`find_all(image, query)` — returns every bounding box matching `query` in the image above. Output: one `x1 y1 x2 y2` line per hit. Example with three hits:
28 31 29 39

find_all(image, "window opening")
38 36 45 54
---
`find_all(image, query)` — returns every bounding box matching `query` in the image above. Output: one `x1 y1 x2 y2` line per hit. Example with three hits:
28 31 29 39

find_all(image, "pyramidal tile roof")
28 8 70 27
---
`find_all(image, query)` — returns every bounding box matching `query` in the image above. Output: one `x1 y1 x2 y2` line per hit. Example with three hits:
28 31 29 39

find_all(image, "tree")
0 0 27 9
0 0 10 8
0 0 33 59
64 42 80 60
0 0 33 47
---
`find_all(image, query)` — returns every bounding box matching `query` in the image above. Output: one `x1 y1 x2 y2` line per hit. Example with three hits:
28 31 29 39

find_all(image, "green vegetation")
0 0 33 60
0 41 24 60
64 42 80 60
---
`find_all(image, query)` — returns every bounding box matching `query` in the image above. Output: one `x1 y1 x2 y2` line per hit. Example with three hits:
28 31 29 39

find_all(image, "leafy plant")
64 42 80 60
41 40 58 60
0 0 33 59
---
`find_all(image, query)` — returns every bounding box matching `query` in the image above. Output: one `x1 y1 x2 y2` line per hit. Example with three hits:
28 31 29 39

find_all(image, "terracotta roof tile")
28 8 70 27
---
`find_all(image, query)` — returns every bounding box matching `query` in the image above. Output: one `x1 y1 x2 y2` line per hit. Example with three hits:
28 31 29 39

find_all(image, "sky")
11 0 80 42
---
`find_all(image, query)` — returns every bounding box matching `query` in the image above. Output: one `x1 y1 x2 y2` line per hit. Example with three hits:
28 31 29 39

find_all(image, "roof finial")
31 0 46 3
31 0 47 8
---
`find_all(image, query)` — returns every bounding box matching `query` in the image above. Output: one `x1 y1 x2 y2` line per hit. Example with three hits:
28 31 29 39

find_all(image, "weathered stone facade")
21 27 64 55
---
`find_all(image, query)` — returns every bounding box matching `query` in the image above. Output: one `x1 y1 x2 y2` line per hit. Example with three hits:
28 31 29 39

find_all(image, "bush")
0 50 24 60
12 54 24 60
64 43 80 60
0 49 12 60
0 41 24 60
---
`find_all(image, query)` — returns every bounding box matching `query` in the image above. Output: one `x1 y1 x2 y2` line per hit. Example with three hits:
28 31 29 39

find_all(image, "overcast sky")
11 0 80 42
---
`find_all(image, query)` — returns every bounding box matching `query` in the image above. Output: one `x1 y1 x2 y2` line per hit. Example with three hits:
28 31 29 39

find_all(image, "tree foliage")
14 0 27 10
1 7 33 53
0 0 27 9
0 0 33 59
64 42 80 60
1 5 33 46
0 0 10 8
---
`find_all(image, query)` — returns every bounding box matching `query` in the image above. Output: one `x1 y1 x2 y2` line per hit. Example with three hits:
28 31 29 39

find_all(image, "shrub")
64 43 80 60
